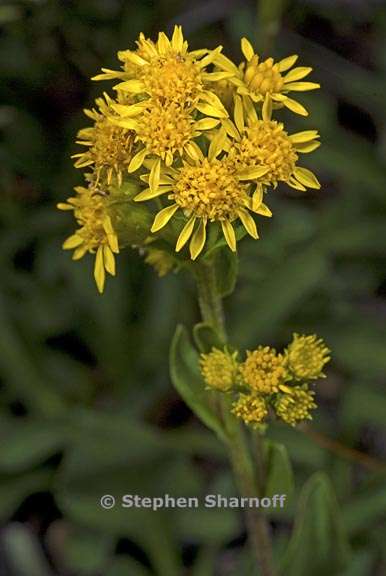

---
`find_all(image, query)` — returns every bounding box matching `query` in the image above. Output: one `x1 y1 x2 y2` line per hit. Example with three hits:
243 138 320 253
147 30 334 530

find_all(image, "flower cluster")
59 26 320 291
200 334 330 427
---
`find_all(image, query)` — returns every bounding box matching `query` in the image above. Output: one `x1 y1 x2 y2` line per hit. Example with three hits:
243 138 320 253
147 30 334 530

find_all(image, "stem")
195 260 276 576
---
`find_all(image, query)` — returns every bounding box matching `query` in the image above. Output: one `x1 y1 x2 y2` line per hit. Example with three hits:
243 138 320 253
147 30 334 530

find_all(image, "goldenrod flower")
286 333 330 380
232 394 268 426
135 142 272 259
215 37 319 116
275 386 316 426
93 26 231 111
200 348 239 392
111 99 224 170
58 185 119 293
72 93 137 186
226 96 321 192
240 346 287 394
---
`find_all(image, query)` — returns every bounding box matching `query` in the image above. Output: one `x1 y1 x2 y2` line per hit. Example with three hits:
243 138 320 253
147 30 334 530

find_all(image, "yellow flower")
72 93 137 186
240 346 287 394
134 137 272 260
200 348 239 392
232 394 268 426
286 333 330 380
57 185 119 293
215 37 320 116
111 99 224 170
226 95 321 192
93 26 230 115
275 386 316 426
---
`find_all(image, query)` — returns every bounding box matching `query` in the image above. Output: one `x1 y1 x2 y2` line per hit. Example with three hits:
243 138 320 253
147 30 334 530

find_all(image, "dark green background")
0 1 385 574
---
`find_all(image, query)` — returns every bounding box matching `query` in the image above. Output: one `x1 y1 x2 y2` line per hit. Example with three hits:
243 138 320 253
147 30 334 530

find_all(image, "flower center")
139 54 203 107
231 120 298 185
244 56 284 95
172 159 248 221
241 346 286 394
138 103 194 160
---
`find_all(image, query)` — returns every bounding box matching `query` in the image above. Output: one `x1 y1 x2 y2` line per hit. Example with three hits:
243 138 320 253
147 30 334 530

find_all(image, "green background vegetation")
0 0 385 574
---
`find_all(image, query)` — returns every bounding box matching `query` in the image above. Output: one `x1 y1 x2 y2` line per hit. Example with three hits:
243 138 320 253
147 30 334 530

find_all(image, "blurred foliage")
0 0 386 575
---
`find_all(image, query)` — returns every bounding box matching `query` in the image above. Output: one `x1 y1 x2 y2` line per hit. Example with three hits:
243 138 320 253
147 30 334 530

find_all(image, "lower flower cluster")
200 333 330 427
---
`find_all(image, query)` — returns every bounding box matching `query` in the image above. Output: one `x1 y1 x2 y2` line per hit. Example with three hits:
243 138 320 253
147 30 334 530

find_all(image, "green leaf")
62 527 114 574
105 557 152 576
264 440 294 499
0 418 67 472
0 470 52 520
193 322 223 353
213 248 238 297
3 523 54 576
170 325 227 443
280 472 350 576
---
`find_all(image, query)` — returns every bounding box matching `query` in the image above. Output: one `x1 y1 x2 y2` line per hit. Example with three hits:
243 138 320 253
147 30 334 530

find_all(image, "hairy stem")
195 260 276 576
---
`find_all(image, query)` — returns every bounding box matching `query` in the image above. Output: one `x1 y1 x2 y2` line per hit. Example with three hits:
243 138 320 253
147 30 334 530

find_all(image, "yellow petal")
172 25 184 51
243 95 258 123
151 204 179 233
189 219 207 260
283 67 312 83
238 166 269 180
222 118 240 140
262 93 272 122
194 118 220 131
241 37 255 61
285 81 320 91
252 184 263 211
149 158 161 193
103 245 116 276
294 141 321 153
287 177 306 191
157 32 171 55
113 79 145 93
111 102 145 117
128 148 147 173
72 247 87 260
203 71 234 82
57 202 72 211
208 127 227 161
293 167 321 189
94 247 105 293
278 54 298 72
290 130 320 144
234 95 244 134
184 141 204 162
237 209 258 239
221 220 236 252
111 118 140 130
176 216 196 252
196 103 228 119
254 202 272 217
63 234 83 250
122 52 147 66
134 186 171 202
213 52 239 74
282 97 308 116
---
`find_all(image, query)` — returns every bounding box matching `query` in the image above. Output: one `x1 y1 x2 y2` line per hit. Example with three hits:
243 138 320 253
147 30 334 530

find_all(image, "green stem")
195 260 276 576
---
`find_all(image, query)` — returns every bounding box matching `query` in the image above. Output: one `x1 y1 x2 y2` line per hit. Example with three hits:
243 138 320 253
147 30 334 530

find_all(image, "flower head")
72 93 137 186
135 137 272 259
215 37 320 117
240 346 287 394
275 386 316 426
286 333 330 380
232 394 268 426
57 185 119 293
200 348 239 392
227 96 321 192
